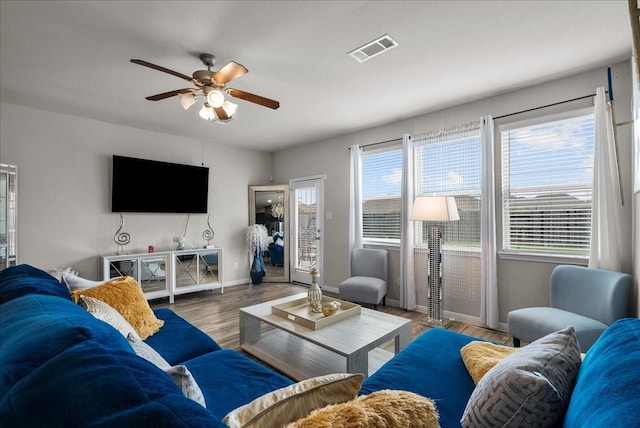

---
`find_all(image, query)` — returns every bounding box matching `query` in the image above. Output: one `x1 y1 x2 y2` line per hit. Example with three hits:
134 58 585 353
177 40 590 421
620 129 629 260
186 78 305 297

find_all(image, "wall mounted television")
111 155 209 213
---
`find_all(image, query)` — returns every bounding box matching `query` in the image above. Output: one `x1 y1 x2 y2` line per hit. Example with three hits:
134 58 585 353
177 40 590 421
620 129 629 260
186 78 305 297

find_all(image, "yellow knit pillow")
71 276 164 339
460 341 518 384
285 390 440 428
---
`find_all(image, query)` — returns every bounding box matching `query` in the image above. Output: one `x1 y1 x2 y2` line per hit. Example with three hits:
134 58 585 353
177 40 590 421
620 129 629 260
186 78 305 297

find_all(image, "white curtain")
400 134 416 310
480 115 498 329
348 144 363 274
589 87 623 271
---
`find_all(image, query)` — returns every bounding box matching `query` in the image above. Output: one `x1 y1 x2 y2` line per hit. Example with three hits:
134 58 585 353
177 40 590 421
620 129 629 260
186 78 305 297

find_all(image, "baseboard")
321 285 339 294
223 278 251 287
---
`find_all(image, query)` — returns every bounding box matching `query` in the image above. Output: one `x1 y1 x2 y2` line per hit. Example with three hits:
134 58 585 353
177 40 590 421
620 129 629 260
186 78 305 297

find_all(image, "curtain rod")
348 137 402 150
496 67 617 120
494 93 596 120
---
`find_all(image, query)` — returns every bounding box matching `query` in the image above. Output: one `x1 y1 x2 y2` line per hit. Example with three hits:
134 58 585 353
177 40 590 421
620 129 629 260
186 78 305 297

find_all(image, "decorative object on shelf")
202 214 215 247
410 196 460 326
271 202 284 219
114 213 131 255
321 300 341 317
307 268 322 313
246 224 269 285
173 236 186 250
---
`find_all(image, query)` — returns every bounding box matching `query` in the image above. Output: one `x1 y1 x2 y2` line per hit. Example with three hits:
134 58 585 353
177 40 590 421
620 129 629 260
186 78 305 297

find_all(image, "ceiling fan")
130 53 280 123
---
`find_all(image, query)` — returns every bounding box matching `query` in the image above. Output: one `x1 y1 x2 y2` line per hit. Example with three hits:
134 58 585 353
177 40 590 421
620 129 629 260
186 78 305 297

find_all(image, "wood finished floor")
149 281 513 353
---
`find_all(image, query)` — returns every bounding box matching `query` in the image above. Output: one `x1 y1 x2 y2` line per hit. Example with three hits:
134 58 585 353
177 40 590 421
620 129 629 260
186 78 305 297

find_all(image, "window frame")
499 107 595 262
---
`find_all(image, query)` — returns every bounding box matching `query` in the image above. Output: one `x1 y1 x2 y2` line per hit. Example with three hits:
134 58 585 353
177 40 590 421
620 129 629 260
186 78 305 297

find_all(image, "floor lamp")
410 196 460 326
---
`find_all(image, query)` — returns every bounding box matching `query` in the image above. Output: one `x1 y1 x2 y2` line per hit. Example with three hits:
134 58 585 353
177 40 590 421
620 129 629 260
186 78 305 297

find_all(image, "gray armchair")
339 248 388 310
507 265 631 352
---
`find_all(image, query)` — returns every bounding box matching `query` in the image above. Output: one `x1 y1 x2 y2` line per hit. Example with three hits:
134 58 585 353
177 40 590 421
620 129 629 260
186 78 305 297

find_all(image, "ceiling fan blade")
145 88 194 101
130 59 195 84
212 61 248 85
226 88 280 110
213 107 230 121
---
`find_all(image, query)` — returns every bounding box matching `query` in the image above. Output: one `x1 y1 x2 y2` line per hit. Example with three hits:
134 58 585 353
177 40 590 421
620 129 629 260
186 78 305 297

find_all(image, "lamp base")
419 316 451 328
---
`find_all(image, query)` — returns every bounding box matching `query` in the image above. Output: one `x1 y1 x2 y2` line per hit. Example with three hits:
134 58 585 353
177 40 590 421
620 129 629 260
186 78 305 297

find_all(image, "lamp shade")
410 196 460 221
199 102 216 121
178 92 196 110
221 100 238 117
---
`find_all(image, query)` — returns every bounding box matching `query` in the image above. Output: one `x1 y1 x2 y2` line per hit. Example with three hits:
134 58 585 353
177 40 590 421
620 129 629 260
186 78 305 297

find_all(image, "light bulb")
206 89 225 108
199 103 216 121
178 92 196 110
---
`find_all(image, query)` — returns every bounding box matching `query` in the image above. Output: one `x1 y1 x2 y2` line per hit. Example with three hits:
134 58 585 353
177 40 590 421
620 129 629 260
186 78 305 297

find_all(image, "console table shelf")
102 247 223 303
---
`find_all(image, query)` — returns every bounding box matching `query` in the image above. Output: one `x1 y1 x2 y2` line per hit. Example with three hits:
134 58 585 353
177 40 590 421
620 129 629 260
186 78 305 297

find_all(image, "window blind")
501 110 594 256
294 186 318 269
361 146 402 242
413 125 482 247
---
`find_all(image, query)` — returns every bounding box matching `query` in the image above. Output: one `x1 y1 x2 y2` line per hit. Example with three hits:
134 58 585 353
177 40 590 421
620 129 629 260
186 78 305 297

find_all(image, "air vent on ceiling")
348 34 398 63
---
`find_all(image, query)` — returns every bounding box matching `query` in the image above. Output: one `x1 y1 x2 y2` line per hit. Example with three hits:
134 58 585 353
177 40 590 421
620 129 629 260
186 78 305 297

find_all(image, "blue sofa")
268 232 285 266
1 264 638 427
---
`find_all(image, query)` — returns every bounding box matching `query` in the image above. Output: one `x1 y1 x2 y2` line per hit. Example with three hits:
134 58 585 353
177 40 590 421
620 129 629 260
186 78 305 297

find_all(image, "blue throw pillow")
564 318 640 427
0 264 71 304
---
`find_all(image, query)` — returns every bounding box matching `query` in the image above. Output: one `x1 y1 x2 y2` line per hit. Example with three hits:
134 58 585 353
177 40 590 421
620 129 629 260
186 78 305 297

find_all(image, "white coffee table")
239 293 412 381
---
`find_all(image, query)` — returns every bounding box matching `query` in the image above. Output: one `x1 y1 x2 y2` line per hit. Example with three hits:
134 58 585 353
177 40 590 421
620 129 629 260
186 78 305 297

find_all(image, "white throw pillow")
49 266 78 283
62 272 104 290
223 373 364 428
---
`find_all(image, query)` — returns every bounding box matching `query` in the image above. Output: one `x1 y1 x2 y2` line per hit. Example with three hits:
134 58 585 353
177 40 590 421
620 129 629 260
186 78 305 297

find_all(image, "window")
414 129 482 248
361 146 402 243
413 125 483 316
501 109 595 257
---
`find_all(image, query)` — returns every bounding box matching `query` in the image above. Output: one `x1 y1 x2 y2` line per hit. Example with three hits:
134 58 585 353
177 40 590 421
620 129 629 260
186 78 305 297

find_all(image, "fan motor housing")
193 70 214 83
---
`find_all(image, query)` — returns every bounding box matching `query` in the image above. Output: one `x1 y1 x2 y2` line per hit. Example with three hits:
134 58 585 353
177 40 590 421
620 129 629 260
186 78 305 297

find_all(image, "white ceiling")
0 1 632 153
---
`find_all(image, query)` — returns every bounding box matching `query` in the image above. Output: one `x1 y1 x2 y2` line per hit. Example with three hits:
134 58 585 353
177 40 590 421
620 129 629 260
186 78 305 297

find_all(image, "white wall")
0 103 272 282
274 60 636 323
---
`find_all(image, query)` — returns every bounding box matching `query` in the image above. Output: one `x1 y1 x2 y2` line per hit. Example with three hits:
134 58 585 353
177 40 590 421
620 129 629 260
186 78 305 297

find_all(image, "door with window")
290 176 324 285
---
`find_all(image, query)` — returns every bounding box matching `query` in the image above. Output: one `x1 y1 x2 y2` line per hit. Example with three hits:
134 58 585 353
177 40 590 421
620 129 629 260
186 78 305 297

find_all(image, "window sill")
363 240 401 251
498 251 588 265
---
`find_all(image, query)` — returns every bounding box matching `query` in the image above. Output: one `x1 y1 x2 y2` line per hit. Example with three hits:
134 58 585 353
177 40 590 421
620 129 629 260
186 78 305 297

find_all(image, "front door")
290 176 324 285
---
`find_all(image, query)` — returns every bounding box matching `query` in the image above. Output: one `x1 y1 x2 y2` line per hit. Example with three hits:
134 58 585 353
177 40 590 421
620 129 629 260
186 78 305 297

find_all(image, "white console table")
102 247 223 303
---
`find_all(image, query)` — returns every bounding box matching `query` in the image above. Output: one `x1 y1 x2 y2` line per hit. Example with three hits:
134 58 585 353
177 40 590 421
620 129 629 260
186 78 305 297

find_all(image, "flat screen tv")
111 155 209 213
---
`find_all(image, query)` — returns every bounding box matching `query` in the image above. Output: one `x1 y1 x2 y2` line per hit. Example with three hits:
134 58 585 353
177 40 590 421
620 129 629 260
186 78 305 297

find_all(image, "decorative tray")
271 297 361 330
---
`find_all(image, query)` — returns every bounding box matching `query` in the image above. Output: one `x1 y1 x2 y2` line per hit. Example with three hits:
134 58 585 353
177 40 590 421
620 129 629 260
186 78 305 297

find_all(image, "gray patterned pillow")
126 332 170 368
79 295 140 339
461 326 581 428
126 333 206 408
165 365 207 408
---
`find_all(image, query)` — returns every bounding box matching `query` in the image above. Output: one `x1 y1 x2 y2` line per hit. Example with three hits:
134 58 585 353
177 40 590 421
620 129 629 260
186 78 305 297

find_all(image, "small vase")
307 268 322 313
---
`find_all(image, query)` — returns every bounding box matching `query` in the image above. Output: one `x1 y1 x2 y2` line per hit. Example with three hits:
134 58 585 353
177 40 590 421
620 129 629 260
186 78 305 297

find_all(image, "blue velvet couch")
1 264 638 427
0 265 293 427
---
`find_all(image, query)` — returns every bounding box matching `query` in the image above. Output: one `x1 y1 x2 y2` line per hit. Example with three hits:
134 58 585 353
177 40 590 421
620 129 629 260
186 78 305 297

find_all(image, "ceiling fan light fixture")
215 117 234 125
206 89 225 108
221 100 238 117
178 92 196 110
199 102 216 121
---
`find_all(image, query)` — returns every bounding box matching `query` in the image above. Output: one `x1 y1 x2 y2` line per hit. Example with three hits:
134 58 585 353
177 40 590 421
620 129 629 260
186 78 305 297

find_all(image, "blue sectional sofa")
1 264 639 427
